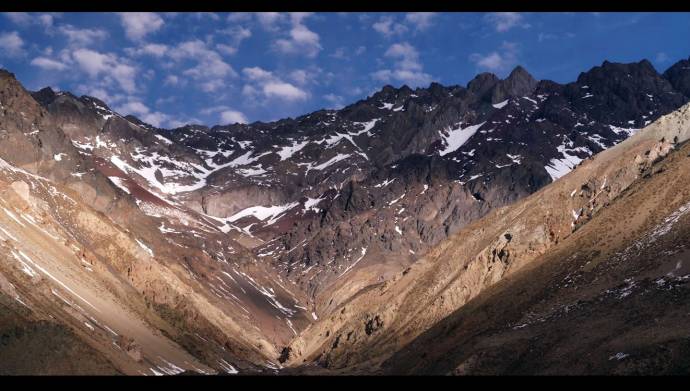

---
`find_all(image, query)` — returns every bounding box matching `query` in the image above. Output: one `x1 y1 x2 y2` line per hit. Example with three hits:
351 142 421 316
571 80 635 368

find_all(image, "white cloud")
4 12 30 25
126 43 169 57
199 105 229 115
373 16 407 37
243 66 274 81
263 81 308 100
289 69 309 85
71 49 110 76
117 12 164 41
38 14 55 28
192 12 219 21
241 66 309 102
72 49 138 93
227 12 252 23
484 12 530 32
469 41 520 73
355 46 366 55
371 69 393 82
256 12 285 31
216 26 251 56
3 12 57 28
405 13 436 31
220 109 248 124
288 67 323 86
58 24 108 46
199 79 226 93
0 31 24 58
372 42 433 87
164 74 182 86
385 42 421 69
76 86 117 104
288 12 313 25
30 57 67 71
115 100 173 128
272 15 322 58
373 16 408 37
330 47 347 59
117 101 149 116
164 40 236 92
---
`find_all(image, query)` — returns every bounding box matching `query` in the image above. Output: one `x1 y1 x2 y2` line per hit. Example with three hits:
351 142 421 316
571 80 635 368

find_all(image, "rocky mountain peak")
490 65 538 103
0 68 16 80
663 56 690 97
467 72 499 96
31 86 58 106
506 65 535 83
398 84 414 95
374 84 398 99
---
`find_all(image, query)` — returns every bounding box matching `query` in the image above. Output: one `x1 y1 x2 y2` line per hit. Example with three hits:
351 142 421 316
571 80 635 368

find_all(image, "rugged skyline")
1 12 690 127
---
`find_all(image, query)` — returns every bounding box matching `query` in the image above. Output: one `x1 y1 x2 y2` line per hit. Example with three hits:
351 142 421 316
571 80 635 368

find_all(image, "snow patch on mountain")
439 122 485 156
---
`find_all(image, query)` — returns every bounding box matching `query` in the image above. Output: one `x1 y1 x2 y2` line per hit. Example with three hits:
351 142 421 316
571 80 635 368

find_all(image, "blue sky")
0 12 689 128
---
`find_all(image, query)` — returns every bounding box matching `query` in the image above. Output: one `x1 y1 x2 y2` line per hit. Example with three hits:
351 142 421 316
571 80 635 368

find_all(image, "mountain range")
1 55 690 375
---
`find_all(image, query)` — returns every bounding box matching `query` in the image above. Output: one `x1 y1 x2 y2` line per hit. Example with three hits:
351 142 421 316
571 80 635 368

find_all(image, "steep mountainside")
0 69 308 375
281 102 690 374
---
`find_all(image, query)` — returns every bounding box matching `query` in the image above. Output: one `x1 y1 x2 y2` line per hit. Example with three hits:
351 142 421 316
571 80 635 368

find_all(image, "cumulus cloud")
3 12 32 25
75 85 119 104
484 12 530 32
220 109 248 124
58 24 108 46
241 66 309 102
38 14 55 28
371 42 434 87
469 41 520 73
72 48 138 93
272 13 322 58
256 12 285 31
243 66 274 81
117 12 164 41
30 57 67 71
288 67 324 86
330 47 347 59
125 43 169 57
372 15 408 37
114 100 173 128
0 31 24 58
3 12 58 28
216 26 252 56
192 12 219 21
164 74 182 87
198 105 248 124
263 81 308 100
162 39 237 92
405 13 436 31
227 12 252 23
